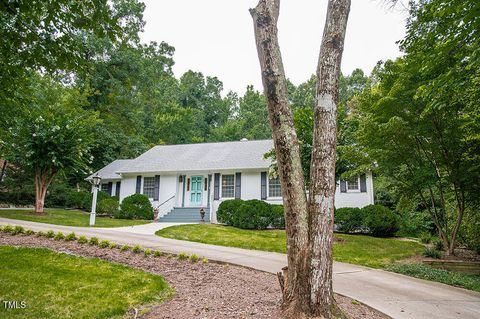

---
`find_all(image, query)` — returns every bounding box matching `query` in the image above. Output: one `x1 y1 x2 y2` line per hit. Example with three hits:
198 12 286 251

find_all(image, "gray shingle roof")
116 139 274 174
86 159 132 180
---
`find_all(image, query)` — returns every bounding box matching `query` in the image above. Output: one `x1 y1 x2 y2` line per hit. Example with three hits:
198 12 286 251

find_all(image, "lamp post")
89 173 102 226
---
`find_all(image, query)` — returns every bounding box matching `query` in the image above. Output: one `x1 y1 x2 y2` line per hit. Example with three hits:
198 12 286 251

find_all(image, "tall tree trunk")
34 168 55 215
250 1 311 315
0 160 7 184
251 0 350 318
308 0 350 316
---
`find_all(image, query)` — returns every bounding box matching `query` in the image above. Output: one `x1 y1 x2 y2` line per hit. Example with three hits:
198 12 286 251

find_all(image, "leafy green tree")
351 0 480 255
0 0 144 102
3 76 98 213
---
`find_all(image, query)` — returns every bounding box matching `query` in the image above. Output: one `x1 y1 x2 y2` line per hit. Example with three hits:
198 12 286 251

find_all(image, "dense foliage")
118 194 153 220
217 199 285 230
334 205 398 237
97 197 120 216
349 0 480 253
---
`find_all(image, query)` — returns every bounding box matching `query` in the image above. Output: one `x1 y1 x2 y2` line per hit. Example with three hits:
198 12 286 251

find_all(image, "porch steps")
158 207 210 223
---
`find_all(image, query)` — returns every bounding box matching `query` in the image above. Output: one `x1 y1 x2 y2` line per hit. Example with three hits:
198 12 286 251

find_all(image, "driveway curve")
1 218 479 319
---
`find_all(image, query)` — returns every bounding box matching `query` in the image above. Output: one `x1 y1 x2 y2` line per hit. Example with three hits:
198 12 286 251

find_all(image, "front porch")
154 173 213 223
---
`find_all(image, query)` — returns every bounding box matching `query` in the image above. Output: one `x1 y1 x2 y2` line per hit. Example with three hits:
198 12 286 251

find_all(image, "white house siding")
334 171 374 208
156 174 177 216
119 176 137 202
115 170 374 223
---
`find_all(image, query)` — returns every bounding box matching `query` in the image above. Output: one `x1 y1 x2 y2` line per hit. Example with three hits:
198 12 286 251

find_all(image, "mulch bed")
0 233 386 319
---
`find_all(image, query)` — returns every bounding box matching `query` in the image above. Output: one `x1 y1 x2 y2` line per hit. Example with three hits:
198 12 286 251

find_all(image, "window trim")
143 176 156 199
346 176 360 192
267 176 282 198
221 174 235 198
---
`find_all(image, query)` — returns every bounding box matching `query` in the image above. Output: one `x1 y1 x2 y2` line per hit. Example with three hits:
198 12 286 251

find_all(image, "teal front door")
190 176 203 205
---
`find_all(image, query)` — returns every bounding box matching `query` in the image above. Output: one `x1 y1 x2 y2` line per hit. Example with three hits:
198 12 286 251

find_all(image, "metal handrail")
155 195 175 210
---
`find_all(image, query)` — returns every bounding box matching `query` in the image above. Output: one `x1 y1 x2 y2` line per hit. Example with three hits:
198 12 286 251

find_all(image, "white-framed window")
221 174 235 198
268 176 282 197
101 184 109 192
346 176 359 191
143 177 155 198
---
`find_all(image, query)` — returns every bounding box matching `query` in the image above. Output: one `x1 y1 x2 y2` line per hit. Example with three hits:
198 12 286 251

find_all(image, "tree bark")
250 2 311 315
34 168 55 215
251 0 350 318
0 160 7 184
308 0 351 316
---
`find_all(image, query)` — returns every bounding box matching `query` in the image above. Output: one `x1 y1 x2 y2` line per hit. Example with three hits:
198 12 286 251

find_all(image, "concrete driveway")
1 218 479 319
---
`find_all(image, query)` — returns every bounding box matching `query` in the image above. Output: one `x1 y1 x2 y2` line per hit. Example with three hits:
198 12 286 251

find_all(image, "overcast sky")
140 0 408 95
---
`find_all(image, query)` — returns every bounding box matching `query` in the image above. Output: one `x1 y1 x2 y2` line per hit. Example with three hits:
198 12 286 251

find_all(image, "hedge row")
335 204 399 237
218 200 397 237
217 199 284 230
65 191 153 220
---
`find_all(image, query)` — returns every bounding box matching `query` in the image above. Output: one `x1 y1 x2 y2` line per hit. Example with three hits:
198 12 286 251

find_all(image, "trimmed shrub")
362 205 399 237
118 194 153 220
153 250 162 257
177 252 188 260
64 232 76 241
201 257 209 264
98 240 110 248
109 242 118 249
132 244 142 253
218 199 285 229
25 229 35 235
46 230 55 238
1 225 14 233
77 236 88 244
335 207 363 233
89 237 99 246
121 244 130 251
54 232 65 241
12 225 25 235
144 249 152 257
217 199 243 225
189 254 199 263
271 205 285 229
36 231 46 237
97 197 119 216
232 200 273 230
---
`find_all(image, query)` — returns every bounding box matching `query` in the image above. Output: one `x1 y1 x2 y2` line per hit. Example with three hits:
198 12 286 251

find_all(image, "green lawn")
0 209 150 227
156 224 424 268
0 246 172 319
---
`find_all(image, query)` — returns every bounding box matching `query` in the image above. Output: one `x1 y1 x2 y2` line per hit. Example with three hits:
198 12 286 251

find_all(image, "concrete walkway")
1 218 479 319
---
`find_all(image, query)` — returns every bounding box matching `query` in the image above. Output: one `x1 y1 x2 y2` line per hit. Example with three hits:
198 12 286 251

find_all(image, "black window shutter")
235 172 241 199
360 174 367 193
213 173 220 200
107 182 113 196
261 172 267 200
340 180 347 193
115 182 121 197
136 176 142 194
154 175 160 201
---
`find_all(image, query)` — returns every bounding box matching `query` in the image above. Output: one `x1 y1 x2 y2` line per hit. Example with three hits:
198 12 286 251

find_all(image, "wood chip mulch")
0 233 386 319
